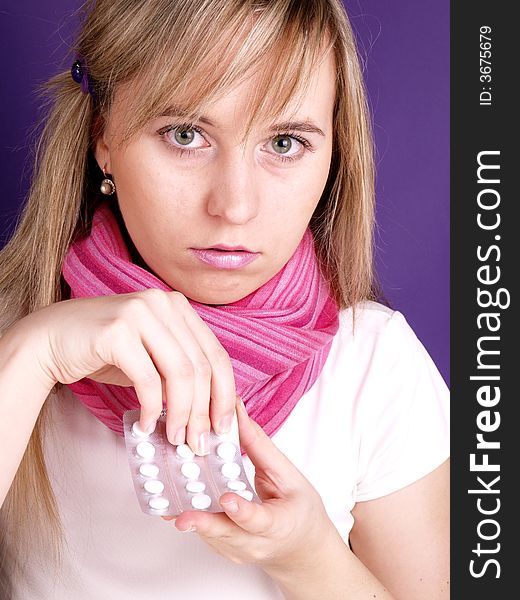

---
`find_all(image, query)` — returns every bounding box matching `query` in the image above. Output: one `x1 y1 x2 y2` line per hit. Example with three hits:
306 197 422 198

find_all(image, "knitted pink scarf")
62 202 339 437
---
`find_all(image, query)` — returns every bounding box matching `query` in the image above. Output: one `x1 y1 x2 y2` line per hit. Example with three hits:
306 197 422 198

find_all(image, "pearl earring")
100 166 116 195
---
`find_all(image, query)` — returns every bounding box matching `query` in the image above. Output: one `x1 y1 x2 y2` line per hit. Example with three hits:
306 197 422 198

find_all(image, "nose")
205 151 260 224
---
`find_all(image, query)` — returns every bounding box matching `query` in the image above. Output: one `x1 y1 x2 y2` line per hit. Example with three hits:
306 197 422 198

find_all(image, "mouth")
200 244 256 253
190 246 260 270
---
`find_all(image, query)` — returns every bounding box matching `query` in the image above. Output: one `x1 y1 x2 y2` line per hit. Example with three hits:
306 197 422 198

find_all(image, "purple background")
0 1 449 385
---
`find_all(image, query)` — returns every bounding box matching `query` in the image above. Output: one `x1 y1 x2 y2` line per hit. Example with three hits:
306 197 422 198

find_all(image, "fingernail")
221 501 239 514
198 432 209 455
135 421 149 437
218 415 232 434
144 420 156 434
179 524 196 533
173 427 185 445
161 516 176 523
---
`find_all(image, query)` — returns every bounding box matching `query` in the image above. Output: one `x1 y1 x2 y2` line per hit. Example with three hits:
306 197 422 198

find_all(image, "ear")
93 115 111 174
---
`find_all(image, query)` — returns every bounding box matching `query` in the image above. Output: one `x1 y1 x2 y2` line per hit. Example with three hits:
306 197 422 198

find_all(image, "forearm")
0 322 55 506
265 527 396 600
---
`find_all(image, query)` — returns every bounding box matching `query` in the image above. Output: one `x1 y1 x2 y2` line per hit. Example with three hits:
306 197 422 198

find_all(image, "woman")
0 0 449 598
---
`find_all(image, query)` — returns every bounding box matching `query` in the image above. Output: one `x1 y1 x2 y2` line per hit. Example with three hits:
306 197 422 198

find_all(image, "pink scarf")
61 202 339 437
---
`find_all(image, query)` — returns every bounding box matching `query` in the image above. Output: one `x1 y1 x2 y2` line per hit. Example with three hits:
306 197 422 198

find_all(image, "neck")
110 201 154 274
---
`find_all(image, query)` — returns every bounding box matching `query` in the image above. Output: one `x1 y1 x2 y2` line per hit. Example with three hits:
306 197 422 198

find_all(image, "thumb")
236 396 304 490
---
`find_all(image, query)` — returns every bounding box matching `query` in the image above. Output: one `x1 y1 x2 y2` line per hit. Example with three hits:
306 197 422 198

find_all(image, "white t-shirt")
12 301 450 599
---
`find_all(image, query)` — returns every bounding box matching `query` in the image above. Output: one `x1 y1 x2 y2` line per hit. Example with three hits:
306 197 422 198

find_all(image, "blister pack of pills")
123 409 260 516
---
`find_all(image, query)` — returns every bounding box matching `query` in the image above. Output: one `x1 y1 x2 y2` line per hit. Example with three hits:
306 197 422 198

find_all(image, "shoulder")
333 300 419 366
339 299 413 329
331 303 449 502
332 299 447 397
317 300 449 434
337 300 403 339
276 300 448 509
343 299 395 323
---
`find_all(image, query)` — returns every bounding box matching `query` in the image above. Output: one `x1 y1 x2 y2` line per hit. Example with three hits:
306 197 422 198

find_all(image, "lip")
190 248 260 270
204 243 256 252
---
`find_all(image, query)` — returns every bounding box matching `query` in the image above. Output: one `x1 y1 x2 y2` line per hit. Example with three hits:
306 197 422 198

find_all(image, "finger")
142 290 233 451
235 398 304 493
166 314 212 455
177 302 237 434
174 494 276 538
174 508 243 538
218 492 278 536
152 307 213 454
97 323 163 433
137 318 195 443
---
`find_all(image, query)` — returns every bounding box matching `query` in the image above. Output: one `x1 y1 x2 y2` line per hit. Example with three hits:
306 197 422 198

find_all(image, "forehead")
104 9 337 147
110 47 336 140
184 51 336 132
221 49 336 119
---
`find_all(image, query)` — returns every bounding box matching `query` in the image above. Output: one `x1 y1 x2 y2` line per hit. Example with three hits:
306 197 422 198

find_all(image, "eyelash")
157 122 313 163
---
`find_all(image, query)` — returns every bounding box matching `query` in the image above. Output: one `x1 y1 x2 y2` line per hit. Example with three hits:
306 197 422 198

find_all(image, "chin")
179 285 252 306
173 270 265 305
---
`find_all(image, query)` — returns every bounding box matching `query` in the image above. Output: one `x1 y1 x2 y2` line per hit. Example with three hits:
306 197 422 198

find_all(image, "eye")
159 123 207 151
173 128 196 146
157 123 313 163
267 134 311 163
271 135 295 154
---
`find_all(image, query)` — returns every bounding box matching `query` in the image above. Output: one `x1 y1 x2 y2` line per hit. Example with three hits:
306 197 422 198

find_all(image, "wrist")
263 523 396 600
263 519 348 589
1 317 57 395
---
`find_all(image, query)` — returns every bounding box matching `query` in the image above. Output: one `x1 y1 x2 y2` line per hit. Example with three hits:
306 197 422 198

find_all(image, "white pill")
216 441 236 461
176 444 195 460
226 479 247 491
148 496 169 510
186 480 206 493
144 479 165 494
191 494 212 510
139 463 159 478
221 462 241 480
136 441 156 459
236 489 254 502
181 462 201 480
132 421 150 439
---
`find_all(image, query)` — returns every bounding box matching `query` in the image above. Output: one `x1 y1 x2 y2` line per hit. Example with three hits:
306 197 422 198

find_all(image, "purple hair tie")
71 55 96 98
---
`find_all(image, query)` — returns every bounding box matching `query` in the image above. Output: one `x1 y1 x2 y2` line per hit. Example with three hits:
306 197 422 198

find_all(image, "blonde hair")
0 0 377 588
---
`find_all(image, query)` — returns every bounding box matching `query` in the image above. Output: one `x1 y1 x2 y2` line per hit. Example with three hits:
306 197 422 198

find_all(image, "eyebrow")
158 107 326 137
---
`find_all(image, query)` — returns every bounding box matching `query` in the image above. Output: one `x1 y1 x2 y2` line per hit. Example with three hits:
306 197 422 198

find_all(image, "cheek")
112 147 197 221
283 160 330 221
112 148 154 208
110 162 190 257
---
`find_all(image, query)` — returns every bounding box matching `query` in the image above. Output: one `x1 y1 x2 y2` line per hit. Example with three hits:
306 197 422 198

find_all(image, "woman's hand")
169 397 343 577
19 289 236 454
